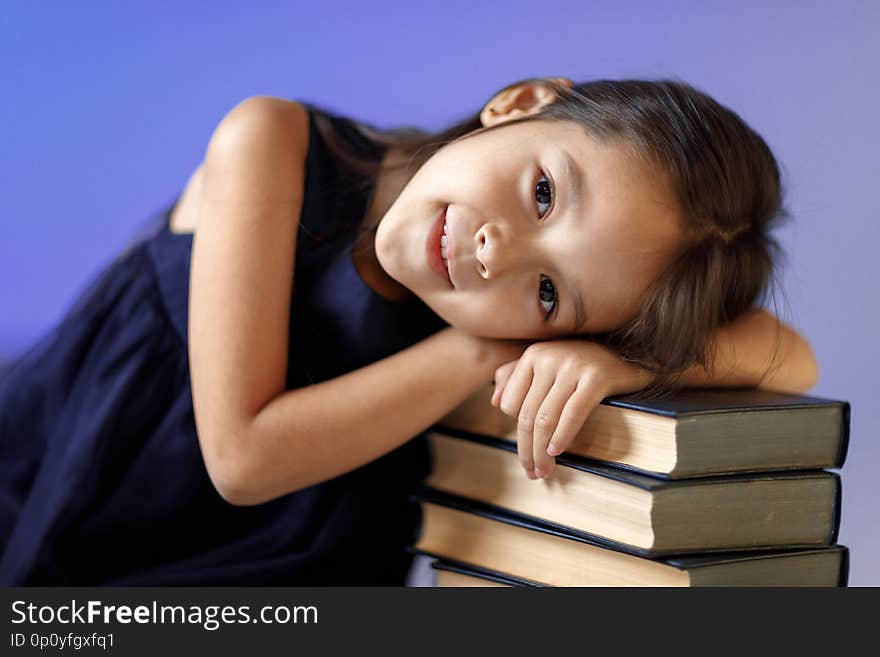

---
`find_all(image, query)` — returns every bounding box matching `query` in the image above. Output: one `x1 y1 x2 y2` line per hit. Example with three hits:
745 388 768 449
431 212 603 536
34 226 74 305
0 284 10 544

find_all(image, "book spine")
838 545 850 587
836 401 851 468
829 472 843 545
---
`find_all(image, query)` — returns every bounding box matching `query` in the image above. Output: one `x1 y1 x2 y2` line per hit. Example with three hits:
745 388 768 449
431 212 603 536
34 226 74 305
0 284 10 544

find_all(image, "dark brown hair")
310 77 793 399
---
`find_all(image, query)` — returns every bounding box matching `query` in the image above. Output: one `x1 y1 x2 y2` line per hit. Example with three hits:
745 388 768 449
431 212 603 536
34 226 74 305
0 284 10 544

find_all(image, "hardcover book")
413 490 849 587
423 431 842 555
434 384 849 478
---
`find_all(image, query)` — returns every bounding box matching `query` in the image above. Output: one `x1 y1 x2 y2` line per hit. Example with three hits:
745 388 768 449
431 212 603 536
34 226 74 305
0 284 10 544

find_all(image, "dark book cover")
603 387 851 471
429 558 546 587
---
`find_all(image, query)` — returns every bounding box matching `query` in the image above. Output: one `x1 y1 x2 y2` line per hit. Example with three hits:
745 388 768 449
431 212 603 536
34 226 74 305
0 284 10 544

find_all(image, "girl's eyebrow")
560 149 589 333
561 149 585 216
563 268 589 334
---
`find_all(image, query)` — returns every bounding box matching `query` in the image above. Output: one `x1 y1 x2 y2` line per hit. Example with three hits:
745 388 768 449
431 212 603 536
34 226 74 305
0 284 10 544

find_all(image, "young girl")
0 76 817 585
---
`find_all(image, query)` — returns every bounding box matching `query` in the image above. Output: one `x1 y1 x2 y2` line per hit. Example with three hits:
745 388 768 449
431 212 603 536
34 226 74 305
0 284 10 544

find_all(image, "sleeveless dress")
0 101 449 585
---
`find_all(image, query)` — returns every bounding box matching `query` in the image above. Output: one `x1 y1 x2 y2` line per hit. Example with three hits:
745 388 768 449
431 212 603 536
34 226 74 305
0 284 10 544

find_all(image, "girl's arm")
674 307 820 394
242 326 524 505
188 96 527 506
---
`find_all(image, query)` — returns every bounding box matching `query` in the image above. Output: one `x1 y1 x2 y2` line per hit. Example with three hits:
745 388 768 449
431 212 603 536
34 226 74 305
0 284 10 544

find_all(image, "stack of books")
409 384 850 587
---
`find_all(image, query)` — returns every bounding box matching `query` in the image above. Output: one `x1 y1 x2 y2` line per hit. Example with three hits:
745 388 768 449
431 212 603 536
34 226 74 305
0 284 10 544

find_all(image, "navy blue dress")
0 102 448 585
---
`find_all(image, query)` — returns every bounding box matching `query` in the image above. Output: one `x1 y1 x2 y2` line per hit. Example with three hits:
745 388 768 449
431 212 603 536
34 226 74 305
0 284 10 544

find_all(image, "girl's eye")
535 173 553 219
539 274 558 319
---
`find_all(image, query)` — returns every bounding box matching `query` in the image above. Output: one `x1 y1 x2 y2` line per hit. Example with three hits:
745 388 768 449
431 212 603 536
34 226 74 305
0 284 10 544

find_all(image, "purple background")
2 2 877 585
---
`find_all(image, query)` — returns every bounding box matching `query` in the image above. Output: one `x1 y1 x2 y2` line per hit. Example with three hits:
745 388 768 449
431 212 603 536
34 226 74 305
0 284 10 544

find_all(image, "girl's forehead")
466 118 681 227
486 119 640 169
489 118 582 146
512 122 676 203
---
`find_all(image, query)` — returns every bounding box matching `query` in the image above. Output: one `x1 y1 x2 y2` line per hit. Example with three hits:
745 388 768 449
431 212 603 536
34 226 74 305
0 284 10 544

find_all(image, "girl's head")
315 76 789 395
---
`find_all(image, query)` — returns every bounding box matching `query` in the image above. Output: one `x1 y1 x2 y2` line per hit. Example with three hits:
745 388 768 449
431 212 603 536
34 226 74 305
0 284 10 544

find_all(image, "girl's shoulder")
169 97 311 235
209 96 311 159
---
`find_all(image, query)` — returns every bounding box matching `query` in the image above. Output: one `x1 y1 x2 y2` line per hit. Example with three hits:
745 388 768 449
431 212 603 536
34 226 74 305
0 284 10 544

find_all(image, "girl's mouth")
426 206 452 287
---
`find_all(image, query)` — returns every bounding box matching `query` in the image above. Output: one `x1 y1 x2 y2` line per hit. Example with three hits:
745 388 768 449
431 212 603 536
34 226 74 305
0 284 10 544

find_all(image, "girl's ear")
480 77 574 126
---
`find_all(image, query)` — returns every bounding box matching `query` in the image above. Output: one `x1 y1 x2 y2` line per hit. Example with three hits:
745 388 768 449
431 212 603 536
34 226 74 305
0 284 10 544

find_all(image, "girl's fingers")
546 381 601 458
491 360 518 407
496 358 532 421
513 369 554 480
531 377 578 479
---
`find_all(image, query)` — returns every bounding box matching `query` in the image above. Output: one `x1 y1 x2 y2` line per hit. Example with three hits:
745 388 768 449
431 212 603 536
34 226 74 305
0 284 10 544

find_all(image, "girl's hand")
490 339 654 480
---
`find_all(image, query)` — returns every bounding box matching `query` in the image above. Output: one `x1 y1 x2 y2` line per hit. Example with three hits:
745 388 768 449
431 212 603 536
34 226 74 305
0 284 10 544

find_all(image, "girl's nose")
475 222 527 280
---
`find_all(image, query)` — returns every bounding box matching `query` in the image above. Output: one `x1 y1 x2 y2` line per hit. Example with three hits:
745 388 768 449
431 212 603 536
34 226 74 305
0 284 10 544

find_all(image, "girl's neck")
352 145 418 303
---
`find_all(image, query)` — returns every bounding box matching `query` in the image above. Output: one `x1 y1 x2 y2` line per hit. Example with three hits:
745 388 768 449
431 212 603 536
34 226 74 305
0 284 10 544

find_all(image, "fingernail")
526 469 537 480
547 443 561 456
534 467 545 479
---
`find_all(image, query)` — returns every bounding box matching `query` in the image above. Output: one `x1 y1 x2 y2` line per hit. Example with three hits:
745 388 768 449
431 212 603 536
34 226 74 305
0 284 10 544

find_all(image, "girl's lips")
426 206 453 287
444 212 456 287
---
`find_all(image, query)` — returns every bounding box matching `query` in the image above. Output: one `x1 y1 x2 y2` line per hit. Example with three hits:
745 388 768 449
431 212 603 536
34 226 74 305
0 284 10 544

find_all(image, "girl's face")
374 117 684 340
